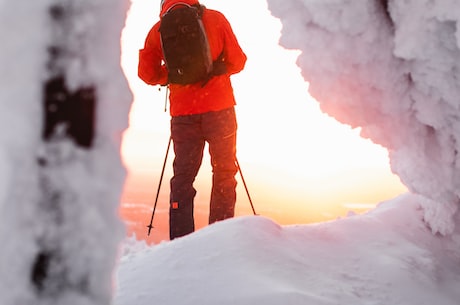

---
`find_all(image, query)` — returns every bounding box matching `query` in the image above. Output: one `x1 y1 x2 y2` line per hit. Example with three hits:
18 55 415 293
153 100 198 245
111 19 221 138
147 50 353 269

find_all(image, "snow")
0 1 131 304
266 0 460 235
115 194 460 305
1 0 460 304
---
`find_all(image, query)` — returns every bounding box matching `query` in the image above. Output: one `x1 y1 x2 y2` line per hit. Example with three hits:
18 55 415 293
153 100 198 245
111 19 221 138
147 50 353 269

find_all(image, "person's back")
138 0 247 240
139 0 246 116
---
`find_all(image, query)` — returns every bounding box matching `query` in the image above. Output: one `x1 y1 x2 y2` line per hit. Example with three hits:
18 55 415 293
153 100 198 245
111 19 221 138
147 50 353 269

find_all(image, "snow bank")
114 194 460 305
266 0 460 234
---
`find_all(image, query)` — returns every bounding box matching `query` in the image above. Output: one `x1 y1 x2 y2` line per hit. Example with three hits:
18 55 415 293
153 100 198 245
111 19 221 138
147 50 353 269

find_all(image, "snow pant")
169 107 238 240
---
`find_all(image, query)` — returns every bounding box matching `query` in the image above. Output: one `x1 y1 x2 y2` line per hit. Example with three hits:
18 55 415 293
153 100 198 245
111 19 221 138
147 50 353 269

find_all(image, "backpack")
159 3 213 85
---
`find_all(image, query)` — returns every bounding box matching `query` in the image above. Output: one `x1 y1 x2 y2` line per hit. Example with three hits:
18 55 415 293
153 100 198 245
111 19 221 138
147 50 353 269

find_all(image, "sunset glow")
120 0 407 243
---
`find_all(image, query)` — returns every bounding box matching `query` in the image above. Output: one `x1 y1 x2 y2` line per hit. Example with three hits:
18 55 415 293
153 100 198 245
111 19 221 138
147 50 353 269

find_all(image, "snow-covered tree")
267 0 460 234
0 1 131 304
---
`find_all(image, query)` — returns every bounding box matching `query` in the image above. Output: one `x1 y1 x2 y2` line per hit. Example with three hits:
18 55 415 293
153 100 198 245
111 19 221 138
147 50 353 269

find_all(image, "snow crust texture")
266 0 460 234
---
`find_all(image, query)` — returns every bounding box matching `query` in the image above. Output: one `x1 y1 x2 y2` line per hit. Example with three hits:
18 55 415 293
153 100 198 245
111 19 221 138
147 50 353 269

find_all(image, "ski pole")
147 135 172 236
163 86 169 112
235 157 257 216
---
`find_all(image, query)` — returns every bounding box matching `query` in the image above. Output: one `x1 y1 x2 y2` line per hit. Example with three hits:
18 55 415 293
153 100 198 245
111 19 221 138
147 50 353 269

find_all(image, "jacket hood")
160 0 200 17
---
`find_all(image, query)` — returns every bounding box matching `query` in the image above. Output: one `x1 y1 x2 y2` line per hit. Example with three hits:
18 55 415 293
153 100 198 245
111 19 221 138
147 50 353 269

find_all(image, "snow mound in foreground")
114 194 460 305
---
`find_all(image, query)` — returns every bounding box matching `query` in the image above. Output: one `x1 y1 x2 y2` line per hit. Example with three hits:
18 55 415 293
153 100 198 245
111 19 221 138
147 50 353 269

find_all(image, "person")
138 0 247 239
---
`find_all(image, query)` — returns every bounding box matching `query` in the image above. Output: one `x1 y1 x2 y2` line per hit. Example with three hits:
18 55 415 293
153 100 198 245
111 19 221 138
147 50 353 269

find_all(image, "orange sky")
119 0 407 244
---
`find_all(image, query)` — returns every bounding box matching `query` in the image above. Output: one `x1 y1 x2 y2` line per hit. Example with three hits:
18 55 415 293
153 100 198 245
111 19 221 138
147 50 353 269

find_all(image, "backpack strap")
162 3 204 17
165 2 191 13
193 4 205 17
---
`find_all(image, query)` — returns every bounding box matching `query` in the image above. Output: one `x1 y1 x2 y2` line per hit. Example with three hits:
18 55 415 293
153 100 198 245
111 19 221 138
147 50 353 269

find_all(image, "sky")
119 0 407 242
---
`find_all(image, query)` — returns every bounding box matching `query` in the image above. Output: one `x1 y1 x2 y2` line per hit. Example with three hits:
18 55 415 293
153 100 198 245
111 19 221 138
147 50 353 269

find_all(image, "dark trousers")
169 107 238 239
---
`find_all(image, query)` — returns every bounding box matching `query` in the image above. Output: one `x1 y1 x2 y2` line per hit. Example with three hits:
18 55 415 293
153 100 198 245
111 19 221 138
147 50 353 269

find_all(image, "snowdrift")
115 194 460 305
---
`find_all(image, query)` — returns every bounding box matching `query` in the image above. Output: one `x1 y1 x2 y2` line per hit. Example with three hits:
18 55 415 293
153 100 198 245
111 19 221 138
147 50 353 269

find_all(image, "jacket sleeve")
138 23 169 86
219 14 247 75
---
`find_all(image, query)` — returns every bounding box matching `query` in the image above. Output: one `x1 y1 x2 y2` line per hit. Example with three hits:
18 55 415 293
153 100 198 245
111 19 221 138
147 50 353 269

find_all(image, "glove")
201 53 227 87
212 60 227 76
212 52 227 76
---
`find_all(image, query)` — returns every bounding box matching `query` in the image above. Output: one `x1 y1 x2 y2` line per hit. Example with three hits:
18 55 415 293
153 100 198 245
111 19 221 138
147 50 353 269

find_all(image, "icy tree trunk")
0 0 131 304
267 0 460 234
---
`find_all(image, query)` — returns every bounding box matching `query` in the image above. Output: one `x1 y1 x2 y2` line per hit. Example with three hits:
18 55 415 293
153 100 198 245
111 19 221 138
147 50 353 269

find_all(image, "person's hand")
212 52 227 76
212 60 227 76
201 53 227 87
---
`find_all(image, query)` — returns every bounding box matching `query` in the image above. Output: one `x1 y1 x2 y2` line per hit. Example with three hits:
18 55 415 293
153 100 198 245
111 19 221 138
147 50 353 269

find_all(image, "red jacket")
138 1 247 116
